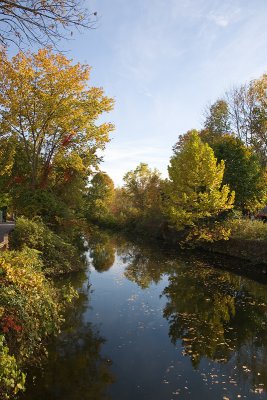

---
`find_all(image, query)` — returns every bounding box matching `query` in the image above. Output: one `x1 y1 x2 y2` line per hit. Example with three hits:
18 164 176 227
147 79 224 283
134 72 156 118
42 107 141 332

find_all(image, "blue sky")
63 0 267 184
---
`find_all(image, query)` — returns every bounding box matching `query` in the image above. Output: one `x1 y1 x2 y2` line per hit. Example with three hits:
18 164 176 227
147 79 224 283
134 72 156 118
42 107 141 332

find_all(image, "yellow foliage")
0 48 114 189
166 130 235 233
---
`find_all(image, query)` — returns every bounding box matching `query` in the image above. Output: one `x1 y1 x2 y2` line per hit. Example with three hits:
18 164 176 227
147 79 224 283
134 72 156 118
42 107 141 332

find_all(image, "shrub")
0 335 26 399
227 218 267 241
0 248 67 398
0 248 62 363
10 217 84 275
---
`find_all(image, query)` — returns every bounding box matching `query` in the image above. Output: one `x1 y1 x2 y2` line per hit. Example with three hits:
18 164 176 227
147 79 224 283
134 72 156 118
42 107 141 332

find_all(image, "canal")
22 230 267 399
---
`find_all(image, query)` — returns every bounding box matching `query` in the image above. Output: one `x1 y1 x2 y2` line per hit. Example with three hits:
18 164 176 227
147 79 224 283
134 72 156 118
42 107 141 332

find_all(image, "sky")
48 1 267 184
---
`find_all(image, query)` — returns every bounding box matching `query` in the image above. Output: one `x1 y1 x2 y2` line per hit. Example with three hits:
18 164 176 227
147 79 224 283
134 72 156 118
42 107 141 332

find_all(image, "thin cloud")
208 14 230 27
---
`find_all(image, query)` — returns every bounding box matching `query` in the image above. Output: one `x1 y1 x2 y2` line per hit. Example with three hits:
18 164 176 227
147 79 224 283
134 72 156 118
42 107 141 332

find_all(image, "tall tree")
226 83 256 146
0 0 97 48
123 162 163 221
250 75 267 166
202 99 231 144
86 172 115 222
0 49 114 217
166 130 234 240
212 135 266 212
226 78 267 166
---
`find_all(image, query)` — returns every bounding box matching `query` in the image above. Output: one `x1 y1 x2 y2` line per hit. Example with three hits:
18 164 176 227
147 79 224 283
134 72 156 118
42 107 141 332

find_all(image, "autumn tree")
225 76 267 166
202 99 231 144
0 136 14 208
0 0 97 48
212 135 267 212
86 172 115 223
122 163 164 225
166 130 234 241
249 75 267 166
226 83 256 146
0 48 114 219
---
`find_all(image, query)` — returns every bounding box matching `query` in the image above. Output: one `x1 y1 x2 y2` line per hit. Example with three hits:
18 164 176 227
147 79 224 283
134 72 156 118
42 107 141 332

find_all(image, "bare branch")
0 0 98 48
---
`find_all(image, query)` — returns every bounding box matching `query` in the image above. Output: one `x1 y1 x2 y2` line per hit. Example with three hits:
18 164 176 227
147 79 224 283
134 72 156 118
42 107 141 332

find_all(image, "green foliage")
208 135 266 212
209 75 267 167
119 163 164 229
250 75 267 166
123 163 162 211
0 246 79 399
0 49 114 224
227 218 267 241
86 172 115 223
0 248 62 363
166 130 234 241
11 188 70 223
9 217 84 275
0 335 26 400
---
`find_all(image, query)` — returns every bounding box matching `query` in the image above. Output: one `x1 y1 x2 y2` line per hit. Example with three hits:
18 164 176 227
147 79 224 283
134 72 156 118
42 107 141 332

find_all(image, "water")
22 231 267 400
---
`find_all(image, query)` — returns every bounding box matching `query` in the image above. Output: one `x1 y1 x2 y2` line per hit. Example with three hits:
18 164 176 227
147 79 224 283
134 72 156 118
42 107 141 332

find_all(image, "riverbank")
92 217 267 268
0 217 86 399
201 238 267 266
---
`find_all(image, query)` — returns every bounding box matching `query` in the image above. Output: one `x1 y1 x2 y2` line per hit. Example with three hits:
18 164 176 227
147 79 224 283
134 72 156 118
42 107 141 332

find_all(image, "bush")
10 217 84 275
0 335 26 400
227 218 267 241
0 248 62 363
0 248 68 398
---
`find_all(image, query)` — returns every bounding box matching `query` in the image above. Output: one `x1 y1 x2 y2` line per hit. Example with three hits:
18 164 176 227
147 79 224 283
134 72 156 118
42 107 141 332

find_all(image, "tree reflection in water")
22 271 114 400
89 230 116 273
117 241 174 289
163 264 267 392
120 241 267 394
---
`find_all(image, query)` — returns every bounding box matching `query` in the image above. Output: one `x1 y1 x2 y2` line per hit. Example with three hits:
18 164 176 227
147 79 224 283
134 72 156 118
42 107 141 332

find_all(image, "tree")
212 135 266 212
0 49 114 218
86 172 115 223
166 130 234 241
226 78 267 166
123 162 163 219
0 0 97 48
249 75 267 166
202 99 231 144
226 83 256 146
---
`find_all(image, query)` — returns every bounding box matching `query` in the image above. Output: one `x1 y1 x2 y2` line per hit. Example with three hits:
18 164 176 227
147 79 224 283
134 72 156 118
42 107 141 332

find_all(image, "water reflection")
89 230 115 273
118 240 267 394
21 231 267 399
22 271 114 400
122 246 169 288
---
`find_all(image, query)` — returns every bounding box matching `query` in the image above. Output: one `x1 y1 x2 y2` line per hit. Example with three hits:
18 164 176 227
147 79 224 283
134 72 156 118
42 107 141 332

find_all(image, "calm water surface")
22 231 267 400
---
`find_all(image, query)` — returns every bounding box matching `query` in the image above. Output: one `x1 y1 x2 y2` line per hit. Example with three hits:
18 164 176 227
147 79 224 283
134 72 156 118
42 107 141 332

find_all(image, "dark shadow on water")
21 270 115 400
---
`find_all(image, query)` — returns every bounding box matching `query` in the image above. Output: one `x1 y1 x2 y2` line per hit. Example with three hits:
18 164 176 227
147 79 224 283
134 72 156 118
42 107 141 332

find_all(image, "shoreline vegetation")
0 49 266 399
90 219 267 267
0 47 114 399
0 217 86 399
